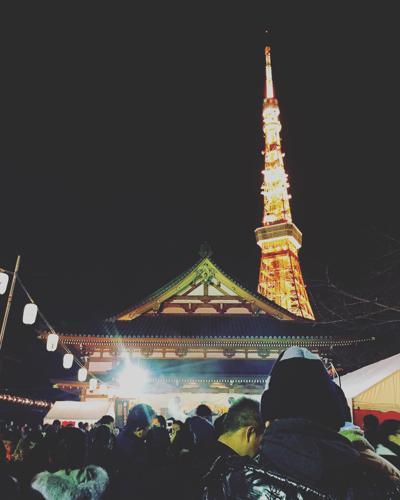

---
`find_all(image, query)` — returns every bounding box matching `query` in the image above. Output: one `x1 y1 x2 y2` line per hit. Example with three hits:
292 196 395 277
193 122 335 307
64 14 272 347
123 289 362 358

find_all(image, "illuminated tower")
255 47 314 320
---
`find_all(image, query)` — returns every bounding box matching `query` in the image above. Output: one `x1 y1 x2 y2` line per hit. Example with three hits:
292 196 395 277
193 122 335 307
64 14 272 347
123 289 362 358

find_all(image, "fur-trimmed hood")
31 465 109 499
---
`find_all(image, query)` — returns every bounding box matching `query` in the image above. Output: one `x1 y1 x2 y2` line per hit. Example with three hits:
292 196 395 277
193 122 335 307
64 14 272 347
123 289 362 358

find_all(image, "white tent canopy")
44 399 114 425
336 353 400 412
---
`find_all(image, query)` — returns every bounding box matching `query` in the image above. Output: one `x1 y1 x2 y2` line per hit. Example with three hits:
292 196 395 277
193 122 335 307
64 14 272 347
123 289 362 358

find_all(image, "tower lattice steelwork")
255 47 314 320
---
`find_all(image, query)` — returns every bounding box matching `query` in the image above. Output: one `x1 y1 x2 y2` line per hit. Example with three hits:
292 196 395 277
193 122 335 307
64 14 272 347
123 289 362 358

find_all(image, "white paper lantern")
78 367 88 382
89 378 97 391
46 333 59 352
23 303 38 325
63 353 74 369
0 272 9 295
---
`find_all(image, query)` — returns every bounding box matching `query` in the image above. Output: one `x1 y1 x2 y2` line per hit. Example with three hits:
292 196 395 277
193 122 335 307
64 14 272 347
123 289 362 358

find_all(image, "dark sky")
0 4 399 389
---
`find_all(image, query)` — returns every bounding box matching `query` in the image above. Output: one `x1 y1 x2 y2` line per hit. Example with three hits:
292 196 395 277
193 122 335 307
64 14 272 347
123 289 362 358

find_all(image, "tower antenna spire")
264 28 274 99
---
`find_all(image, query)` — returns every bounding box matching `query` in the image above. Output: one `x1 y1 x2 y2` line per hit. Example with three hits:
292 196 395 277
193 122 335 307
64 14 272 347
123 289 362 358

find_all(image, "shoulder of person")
204 460 330 499
241 466 333 499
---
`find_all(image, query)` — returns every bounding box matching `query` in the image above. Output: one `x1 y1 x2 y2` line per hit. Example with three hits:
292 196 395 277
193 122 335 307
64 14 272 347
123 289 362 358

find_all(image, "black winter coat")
202 418 400 499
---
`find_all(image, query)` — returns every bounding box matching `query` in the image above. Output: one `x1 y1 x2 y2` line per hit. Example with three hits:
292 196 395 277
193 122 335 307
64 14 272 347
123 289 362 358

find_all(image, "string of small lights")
0 393 51 408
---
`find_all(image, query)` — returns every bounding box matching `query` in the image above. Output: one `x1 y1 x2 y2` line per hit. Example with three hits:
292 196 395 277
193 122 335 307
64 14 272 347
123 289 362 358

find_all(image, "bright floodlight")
22 303 38 325
117 362 149 398
0 272 9 295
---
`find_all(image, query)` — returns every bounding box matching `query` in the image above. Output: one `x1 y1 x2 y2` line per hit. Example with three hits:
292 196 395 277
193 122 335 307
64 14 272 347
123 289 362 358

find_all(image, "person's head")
49 427 86 471
171 420 183 441
90 424 114 452
363 414 379 431
171 421 195 452
53 420 61 430
379 419 400 446
78 422 84 430
96 415 115 429
152 415 166 428
126 404 155 440
261 347 346 431
196 404 213 422
219 398 264 458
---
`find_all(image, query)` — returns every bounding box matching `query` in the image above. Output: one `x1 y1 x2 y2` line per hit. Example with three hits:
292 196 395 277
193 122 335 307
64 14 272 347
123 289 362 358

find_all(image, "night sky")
1 4 399 391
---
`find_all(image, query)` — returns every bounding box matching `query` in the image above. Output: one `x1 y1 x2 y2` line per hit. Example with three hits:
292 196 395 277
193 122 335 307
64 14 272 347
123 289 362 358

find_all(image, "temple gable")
115 258 295 321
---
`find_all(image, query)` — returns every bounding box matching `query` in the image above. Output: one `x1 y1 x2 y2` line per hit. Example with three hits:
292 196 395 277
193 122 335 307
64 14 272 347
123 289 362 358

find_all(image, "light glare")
117 362 148 397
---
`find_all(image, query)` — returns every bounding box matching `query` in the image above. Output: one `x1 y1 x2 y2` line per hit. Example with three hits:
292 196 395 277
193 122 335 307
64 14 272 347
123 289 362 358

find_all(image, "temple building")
39 47 374 421
40 252 371 420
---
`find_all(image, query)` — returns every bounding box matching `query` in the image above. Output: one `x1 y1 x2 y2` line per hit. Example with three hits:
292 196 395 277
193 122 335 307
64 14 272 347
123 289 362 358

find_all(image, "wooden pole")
0 255 21 351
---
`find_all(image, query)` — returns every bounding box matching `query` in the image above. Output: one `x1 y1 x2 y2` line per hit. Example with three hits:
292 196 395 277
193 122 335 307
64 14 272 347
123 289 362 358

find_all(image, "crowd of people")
1 346 400 499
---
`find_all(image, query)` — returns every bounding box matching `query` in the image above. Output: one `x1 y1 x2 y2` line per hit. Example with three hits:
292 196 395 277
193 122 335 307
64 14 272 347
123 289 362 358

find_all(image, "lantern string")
16 277 104 386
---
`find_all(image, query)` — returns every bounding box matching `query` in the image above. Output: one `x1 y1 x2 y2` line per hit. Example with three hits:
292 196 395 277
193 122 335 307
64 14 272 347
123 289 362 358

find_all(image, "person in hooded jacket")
87 424 117 480
114 403 157 499
147 415 171 467
202 346 400 499
30 426 109 500
188 404 216 452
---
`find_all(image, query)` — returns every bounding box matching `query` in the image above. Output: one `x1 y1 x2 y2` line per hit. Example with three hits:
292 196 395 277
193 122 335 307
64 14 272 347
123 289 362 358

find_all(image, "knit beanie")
261 347 346 431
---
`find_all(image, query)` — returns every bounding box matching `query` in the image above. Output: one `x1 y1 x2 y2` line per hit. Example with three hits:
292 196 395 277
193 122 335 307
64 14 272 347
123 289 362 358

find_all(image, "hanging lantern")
46 333 59 352
0 272 9 295
22 303 38 325
63 353 74 369
78 367 88 382
89 378 97 391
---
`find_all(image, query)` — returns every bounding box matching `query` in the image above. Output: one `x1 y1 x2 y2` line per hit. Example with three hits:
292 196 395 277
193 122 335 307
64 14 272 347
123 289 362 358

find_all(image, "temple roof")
109 256 298 321
46 314 355 341
37 256 375 346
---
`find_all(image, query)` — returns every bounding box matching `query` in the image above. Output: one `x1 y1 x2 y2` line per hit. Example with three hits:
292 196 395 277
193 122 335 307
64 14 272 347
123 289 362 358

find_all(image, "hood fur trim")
31 465 109 499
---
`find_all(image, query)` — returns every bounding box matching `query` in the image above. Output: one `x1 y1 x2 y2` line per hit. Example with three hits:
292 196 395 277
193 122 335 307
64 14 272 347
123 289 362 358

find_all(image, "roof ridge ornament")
195 262 215 285
198 242 213 258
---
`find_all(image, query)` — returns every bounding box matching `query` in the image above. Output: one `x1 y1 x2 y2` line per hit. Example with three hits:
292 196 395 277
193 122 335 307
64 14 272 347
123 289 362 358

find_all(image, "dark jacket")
189 416 216 450
202 418 400 499
147 426 171 466
114 429 150 499
115 428 148 468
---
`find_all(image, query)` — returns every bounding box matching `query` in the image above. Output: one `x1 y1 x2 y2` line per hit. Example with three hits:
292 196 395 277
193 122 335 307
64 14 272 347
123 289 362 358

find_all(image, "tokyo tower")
255 47 315 320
